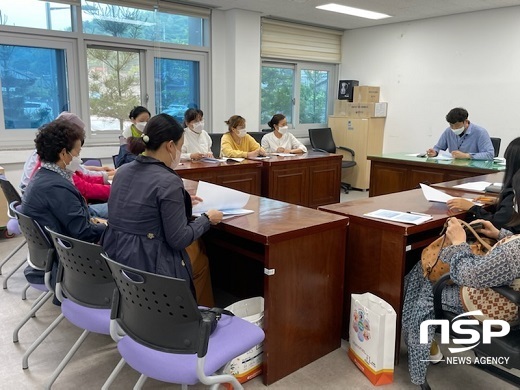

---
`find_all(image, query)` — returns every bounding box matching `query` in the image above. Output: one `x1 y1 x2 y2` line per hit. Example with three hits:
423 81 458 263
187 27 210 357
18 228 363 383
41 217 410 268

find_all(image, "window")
0 1 73 31
0 44 68 130
87 47 141 131
260 61 335 134
82 1 205 46
154 57 200 123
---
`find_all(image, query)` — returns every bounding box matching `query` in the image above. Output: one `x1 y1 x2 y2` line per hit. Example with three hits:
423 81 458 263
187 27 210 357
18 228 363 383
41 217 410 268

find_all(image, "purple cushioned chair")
0 177 27 281
9 202 55 342
101 254 265 390
22 228 115 390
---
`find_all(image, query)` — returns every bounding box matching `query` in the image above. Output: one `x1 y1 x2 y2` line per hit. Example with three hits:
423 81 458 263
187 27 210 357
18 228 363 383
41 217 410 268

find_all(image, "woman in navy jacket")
102 114 222 306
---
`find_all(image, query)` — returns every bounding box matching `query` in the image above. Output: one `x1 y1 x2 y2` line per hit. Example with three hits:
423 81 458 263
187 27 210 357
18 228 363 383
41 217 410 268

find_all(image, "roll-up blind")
87 1 210 18
261 19 342 63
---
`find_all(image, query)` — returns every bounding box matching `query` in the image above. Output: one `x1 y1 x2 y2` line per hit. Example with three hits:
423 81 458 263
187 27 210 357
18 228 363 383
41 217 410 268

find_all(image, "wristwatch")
201 212 210 221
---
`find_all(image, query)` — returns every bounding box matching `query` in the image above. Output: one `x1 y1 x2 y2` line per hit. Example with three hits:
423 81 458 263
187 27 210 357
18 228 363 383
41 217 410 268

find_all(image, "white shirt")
181 128 213 160
261 131 307 153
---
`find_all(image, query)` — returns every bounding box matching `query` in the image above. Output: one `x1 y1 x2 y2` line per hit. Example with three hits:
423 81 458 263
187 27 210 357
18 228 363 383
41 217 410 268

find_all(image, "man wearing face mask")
180 108 213 160
102 113 223 307
261 113 307 154
426 107 494 160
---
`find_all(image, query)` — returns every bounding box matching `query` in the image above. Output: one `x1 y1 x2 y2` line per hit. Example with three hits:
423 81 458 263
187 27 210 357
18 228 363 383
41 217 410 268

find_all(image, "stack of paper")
364 209 432 225
453 181 491 192
192 181 253 219
420 183 479 204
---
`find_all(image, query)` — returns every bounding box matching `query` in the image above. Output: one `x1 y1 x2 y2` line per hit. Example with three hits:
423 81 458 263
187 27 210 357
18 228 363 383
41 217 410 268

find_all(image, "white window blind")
261 19 342 64
88 0 210 18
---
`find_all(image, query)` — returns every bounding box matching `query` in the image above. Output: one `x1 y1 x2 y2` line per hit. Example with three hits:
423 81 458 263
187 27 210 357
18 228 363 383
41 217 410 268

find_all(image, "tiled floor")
0 211 518 389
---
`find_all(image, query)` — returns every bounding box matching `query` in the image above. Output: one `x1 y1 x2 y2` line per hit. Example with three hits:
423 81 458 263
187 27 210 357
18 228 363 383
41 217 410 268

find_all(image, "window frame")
260 59 337 138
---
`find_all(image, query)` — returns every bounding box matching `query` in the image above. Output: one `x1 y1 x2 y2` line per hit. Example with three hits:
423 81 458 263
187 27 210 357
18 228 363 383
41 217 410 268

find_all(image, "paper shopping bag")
348 293 397 386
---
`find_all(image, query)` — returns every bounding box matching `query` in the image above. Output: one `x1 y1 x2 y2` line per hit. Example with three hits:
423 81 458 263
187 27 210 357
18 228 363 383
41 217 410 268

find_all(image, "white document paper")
192 181 251 214
453 181 491 192
429 150 453 160
420 183 454 203
364 209 432 225
270 153 296 157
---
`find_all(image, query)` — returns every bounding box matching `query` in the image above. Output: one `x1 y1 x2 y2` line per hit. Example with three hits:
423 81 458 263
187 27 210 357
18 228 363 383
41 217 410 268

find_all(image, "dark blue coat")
22 167 105 243
101 155 210 289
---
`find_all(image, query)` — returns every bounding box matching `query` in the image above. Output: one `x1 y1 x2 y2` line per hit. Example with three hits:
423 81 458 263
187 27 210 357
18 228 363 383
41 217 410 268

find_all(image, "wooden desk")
319 187 479 361
184 180 349 385
175 159 262 195
431 171 504 195
368 153 505 197
258 152 342 208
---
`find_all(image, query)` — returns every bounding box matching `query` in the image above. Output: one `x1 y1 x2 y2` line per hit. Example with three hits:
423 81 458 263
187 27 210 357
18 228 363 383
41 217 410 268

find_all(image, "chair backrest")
46 227 115 309
248 132 264 144
209 133 222 158
490 137 501 158
261 128 273 133
308 128 336 153
0 176 22 205
10 201 54 271
81 158 102 167
102 254 204 354
112 154 118 167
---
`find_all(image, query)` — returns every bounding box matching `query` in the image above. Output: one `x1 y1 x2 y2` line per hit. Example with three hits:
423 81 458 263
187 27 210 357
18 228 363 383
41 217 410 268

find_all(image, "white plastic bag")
348 292 396 385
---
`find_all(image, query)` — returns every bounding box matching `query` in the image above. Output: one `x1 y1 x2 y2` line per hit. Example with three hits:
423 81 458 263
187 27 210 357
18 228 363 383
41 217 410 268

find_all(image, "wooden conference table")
183 179 349 385
318 183 498 361
368 153 505 197
176 152 342 208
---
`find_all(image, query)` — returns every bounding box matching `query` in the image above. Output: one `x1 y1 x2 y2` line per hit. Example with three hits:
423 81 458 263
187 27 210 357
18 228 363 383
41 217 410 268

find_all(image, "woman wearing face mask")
122 105 151 139
22 118 106 243
220 114 266 158
180 108 213 161
102 114 223 306
261 114 307 154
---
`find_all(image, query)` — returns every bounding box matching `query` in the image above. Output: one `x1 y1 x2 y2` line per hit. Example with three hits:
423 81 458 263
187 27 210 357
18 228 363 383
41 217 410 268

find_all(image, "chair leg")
0 239 26 275
21 283 31 300
44 330 91 390
22 313 65 369
181 385 188 390
102 358 127 390
134 374 148 390
2 257 27 289
30 290 47 309
13 291 53 343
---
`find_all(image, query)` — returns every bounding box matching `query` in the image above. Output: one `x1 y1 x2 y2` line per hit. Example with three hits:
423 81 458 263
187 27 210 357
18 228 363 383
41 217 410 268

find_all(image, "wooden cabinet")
328 116 385 190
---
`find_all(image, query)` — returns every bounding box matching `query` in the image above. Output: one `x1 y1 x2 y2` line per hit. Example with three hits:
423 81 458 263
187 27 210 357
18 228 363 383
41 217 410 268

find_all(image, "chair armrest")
197 313 215 358
492 285 520 305
337 146 355 157
312 148 329 154
433 273 453 319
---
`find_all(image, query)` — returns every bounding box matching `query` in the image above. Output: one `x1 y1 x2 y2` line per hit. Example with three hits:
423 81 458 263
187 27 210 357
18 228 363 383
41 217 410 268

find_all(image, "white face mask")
451 126 465 136
192 121 204 134
278 125 288 134
237 128 247 138
135 122 147 132
169 147 181 170
66 153 82 173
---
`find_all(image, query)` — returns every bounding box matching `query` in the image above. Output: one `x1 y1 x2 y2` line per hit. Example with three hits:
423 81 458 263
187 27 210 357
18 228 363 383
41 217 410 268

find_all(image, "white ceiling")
179 0 520 30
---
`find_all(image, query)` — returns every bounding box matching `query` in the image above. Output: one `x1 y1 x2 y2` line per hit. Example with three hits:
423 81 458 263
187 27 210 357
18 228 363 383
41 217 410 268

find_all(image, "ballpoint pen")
406 211 431 217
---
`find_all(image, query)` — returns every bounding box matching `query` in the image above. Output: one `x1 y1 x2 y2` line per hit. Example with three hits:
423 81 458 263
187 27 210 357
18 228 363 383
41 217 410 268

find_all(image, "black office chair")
209 133 222 158
308 128 356 194
490 137 501 158
112 154 118 167
247 132 265 145
261 128 273 133
433 273 520 387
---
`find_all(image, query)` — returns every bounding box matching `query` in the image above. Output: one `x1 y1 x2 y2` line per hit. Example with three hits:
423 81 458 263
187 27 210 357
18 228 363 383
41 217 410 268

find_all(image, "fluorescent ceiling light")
316 3 391 20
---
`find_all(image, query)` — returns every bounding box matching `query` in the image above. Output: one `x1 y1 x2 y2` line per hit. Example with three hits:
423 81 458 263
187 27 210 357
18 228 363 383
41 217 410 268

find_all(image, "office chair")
261 128 273 133
0 177 27 277
81 158 102 167
490 137 501 158
21 228 114 389
248 132 265 145
9 202 55 343
308 128 356 193
101 254 265 390
209 133 222 158
112 154 118 167
433 273 520 387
